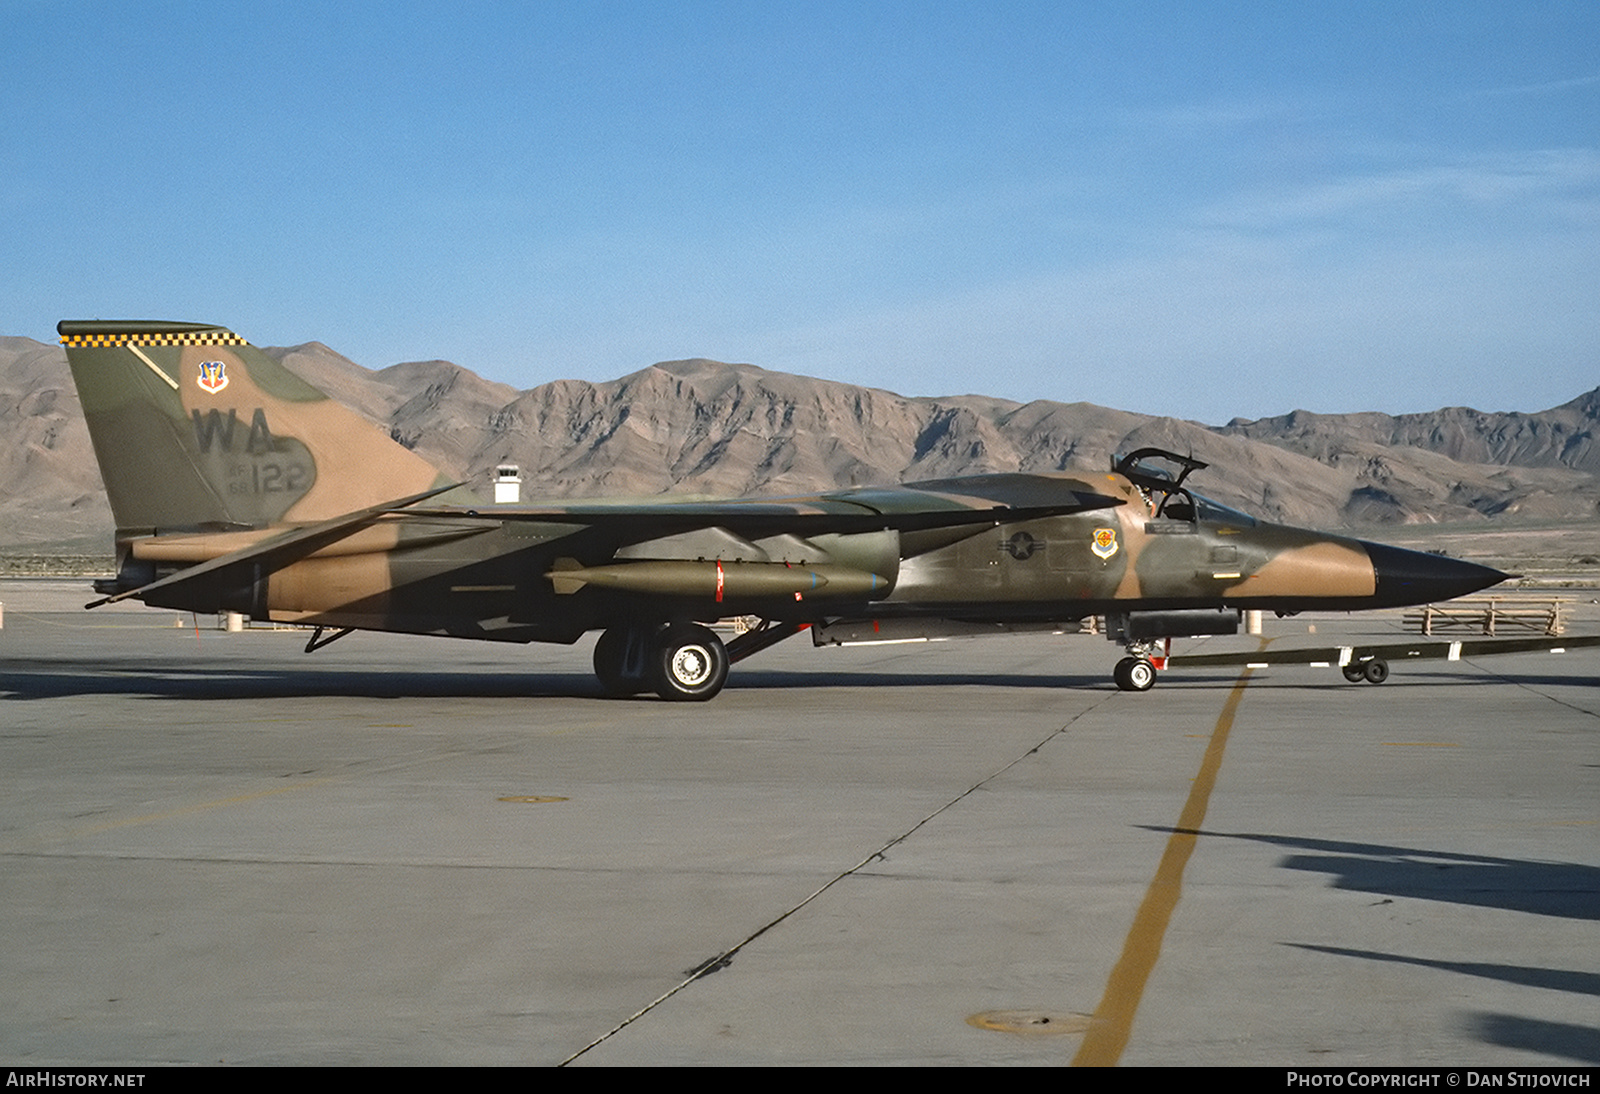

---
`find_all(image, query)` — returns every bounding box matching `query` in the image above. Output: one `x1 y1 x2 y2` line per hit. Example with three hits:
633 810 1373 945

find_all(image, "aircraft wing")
405 481 1126 543
88 482 465 608
1167 634 1600 670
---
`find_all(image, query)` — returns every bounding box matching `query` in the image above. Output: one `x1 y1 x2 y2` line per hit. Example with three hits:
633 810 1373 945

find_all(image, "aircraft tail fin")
59 320 473 537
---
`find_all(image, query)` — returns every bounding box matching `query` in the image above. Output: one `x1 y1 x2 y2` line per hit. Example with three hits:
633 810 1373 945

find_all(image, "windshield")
1192 493 1257 527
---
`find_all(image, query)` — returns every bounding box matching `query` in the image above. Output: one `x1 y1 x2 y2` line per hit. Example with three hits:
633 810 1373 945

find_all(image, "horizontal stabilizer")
88 482 465 609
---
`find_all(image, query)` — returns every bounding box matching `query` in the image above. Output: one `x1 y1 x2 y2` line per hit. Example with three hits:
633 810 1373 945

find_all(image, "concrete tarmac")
1 581 1595 1066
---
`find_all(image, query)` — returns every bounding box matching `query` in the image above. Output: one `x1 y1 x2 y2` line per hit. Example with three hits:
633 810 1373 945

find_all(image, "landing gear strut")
592 623 730 702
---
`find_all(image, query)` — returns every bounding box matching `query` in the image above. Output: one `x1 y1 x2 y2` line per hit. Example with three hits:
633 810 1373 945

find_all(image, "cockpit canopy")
1111 447 1257 527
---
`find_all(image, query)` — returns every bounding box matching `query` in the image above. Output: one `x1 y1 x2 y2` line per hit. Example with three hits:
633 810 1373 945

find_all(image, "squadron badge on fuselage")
1091 526 1119 560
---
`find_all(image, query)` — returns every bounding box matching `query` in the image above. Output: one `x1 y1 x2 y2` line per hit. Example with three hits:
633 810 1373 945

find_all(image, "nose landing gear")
1113 638 1169 692
1114 656 1157 692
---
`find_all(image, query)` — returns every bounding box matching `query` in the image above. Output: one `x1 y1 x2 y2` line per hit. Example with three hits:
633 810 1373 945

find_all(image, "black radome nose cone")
1363 541 1509 607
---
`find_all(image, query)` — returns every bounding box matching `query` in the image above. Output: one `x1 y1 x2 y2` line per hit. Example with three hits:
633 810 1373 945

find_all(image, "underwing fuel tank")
546 559 893 601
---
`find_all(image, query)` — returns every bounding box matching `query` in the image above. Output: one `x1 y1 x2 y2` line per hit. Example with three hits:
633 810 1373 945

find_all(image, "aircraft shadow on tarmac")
0 662 1117 701
1465 1013 1600 1067
1152 829 1600 922
1288 944 1600 1000
0 664 599 701
1176 830 1600 1062
1287 945 1600 1064
2 656 1594 701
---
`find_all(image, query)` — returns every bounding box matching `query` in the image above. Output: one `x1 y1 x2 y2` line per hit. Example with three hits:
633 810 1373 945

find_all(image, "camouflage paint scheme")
60 320 1507 699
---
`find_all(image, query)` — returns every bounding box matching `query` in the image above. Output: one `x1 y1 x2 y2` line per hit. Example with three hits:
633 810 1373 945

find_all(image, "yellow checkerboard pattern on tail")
60 329 246 347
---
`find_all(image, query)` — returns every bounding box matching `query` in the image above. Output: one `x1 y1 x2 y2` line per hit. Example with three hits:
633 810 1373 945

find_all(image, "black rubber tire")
651 625 730 702
1362 658 1390 684
593 628 643 697
1114 656 1156 692
1342 664 1366 683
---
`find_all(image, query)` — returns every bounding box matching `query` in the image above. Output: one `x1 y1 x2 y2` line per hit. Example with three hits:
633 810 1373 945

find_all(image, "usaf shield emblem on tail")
197 360 228 394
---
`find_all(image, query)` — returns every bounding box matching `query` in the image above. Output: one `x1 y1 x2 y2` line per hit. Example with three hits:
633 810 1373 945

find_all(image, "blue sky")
5 1 1596 423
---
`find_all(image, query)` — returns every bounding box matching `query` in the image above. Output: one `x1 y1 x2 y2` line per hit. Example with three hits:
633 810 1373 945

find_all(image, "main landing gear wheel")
651 624 729 702
593 627 645 697
1113 656 1156 692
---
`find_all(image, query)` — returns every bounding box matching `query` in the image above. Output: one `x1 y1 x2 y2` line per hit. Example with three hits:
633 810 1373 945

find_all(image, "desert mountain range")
2 334 1596 552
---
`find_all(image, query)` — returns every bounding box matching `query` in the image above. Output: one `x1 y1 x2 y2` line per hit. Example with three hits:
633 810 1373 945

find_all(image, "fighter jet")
59 319 1508 700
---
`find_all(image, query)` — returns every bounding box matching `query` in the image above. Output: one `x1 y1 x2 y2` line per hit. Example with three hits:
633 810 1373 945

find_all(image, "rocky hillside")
1217 392 1600 522
2 334 1596 550
0 336 114 550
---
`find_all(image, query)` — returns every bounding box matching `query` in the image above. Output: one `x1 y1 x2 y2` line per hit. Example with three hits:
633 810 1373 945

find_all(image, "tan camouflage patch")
1224 540 1375 598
